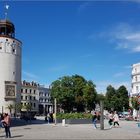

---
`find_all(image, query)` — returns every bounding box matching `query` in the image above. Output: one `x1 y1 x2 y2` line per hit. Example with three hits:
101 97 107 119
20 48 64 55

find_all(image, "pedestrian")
47 113 51 124
113 111 120 127
1 113 11 138
92 111 98 129
108 111 113 128
50 113 53 123
0 113 5 128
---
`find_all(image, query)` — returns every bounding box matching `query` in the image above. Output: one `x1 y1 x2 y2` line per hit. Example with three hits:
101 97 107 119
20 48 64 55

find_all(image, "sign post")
100 100 104 130
54 98 57 125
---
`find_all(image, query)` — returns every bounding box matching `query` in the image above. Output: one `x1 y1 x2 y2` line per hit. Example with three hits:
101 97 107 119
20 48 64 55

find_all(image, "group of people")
108 111 120 128
0 113 11 138
91 110 120 129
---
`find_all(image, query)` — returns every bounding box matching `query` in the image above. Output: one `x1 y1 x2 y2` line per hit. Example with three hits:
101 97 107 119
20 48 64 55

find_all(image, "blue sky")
1 0 140 93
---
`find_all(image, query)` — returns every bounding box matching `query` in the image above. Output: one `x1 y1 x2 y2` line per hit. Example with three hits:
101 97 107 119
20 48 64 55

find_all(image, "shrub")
56 113 92 119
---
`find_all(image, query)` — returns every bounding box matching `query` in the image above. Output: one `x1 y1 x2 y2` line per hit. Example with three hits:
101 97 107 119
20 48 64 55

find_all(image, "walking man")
92 111 98 129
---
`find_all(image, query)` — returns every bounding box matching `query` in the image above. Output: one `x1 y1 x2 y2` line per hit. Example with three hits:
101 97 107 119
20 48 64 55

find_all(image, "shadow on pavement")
97 127 111 131
103 128 112 130
11 118 48 127
11 135 24 138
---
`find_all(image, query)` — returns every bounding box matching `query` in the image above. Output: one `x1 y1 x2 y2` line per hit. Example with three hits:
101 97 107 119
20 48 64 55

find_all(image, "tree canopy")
131 97 139 110
51 74 129 113
51 74 97 112
104 85 129 112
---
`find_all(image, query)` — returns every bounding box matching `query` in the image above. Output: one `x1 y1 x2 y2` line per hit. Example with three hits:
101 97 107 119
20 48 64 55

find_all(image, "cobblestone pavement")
0 119 140 139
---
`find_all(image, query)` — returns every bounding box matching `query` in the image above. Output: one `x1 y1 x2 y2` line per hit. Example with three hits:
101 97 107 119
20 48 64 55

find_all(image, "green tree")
22 104 32 112
51 76 75 112
116 85 129 111
104 85 129 112
131 97 139 110
96 94 106 103
51 74 97 112
105 85 116 111
83 80 97 111
15 103 22 113
72 75 87 112
7 104 14 115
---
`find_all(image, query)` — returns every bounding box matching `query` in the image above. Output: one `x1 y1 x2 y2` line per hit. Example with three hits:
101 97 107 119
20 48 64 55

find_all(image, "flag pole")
4 4 9 20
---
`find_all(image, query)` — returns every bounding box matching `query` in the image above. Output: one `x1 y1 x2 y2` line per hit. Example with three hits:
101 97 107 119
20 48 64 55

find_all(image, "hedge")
56 113 92 119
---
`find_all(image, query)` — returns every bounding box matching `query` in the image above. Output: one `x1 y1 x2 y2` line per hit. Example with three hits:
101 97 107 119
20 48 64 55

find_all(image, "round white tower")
0 19 22 114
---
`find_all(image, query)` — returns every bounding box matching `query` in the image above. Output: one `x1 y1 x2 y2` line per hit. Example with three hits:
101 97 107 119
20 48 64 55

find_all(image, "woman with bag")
1 113 11 138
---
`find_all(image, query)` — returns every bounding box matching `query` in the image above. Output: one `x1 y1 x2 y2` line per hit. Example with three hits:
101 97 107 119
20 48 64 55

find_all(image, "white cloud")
125 33 140 41
132 45 140 52
95 22 140 53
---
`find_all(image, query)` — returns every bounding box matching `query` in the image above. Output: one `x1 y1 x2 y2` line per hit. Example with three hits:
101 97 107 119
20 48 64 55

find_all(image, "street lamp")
54 98 57 125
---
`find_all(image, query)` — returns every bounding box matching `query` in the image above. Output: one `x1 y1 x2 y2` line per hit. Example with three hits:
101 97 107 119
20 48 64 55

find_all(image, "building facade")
21 81 39 115
131 63 140 96
21 81 53 115
38 86 52 115
0 19 22 114
131 62 140 118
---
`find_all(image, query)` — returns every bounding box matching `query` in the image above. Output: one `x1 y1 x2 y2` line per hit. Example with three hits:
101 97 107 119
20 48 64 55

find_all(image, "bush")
56 113 92 119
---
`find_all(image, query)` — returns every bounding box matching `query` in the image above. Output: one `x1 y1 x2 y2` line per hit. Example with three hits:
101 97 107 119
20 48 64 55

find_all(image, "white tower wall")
0 37 21 114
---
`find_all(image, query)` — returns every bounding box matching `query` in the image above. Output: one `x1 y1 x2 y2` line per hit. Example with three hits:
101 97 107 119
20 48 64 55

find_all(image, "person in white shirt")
113 111 120 127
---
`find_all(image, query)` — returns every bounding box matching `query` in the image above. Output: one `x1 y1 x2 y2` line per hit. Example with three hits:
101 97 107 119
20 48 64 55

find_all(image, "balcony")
132 71 140 76
132 80 140 84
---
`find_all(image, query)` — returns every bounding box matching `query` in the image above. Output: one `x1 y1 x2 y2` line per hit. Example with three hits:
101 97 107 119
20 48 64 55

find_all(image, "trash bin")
62 119 65 126
138 122 140 128
137 122 140 134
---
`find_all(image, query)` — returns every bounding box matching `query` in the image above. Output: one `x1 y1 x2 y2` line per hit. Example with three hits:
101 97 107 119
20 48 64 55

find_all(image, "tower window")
135 76 137 82
136 86 139 92
13 49 15 53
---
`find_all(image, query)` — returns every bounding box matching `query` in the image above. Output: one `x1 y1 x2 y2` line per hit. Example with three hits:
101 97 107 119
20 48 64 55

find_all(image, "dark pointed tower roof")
0 19 15 38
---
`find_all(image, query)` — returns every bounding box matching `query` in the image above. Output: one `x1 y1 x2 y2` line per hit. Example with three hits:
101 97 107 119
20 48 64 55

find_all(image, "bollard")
137 122 140 134
62 119 65 126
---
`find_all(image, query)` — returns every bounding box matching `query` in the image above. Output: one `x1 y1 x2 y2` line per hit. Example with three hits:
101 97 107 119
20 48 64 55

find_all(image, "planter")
57 119 92 124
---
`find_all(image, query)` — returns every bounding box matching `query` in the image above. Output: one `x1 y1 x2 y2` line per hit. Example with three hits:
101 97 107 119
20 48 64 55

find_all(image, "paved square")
0 119 140 139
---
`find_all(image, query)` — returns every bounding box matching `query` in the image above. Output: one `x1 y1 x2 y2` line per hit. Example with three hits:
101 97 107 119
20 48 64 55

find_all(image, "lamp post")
2 106 3 114
54 98 57 125
100 100 104 130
